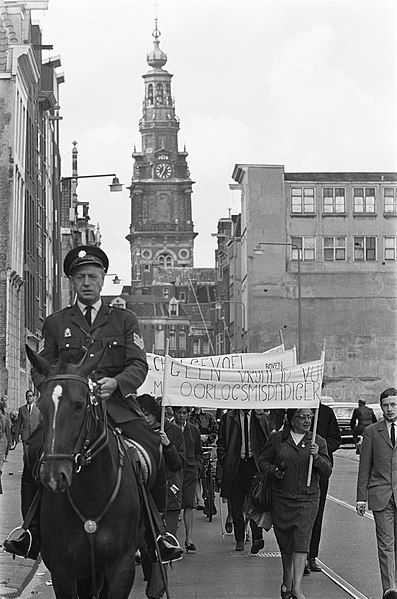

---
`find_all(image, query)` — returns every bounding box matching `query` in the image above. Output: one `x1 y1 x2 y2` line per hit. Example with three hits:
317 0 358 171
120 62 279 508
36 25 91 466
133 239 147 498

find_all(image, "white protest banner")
161 354 323 410
137 347 297 397
264 344 285 353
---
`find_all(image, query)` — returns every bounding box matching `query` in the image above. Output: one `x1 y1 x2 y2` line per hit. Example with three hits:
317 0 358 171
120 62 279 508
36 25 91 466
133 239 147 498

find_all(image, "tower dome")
147 19 167 69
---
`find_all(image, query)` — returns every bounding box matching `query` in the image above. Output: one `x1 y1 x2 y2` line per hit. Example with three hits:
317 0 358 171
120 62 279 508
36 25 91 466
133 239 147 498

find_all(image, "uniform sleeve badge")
64 328 72 337
133 332 145 351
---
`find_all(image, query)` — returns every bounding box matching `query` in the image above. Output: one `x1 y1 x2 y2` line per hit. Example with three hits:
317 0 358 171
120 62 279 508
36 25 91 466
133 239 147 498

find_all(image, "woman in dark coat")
173 406 203 552
258 408 332 599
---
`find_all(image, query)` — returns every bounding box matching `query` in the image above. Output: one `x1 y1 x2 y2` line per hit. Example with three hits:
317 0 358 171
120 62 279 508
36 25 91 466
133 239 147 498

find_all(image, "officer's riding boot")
3 434 42 560
3 480 41 559
146 464 183 564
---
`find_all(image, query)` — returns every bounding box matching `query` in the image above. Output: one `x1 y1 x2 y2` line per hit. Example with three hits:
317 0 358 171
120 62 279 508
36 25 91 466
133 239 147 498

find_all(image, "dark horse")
27 345 146 599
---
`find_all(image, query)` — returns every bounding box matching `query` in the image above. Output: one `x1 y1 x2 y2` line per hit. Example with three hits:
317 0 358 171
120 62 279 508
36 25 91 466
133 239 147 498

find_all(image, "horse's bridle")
39 372 126 599
39 373 109 472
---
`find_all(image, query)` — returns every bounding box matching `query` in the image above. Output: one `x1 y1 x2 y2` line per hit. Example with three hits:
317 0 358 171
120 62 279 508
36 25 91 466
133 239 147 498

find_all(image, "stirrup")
156 532 183 564
4 526 32 559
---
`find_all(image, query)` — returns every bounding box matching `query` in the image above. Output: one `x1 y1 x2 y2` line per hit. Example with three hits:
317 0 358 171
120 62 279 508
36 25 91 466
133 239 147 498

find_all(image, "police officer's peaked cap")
63 245 109 277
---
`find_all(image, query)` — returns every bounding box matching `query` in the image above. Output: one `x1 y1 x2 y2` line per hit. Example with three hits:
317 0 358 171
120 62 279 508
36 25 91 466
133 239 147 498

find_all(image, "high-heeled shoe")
280 584 292 599
185 542 196 552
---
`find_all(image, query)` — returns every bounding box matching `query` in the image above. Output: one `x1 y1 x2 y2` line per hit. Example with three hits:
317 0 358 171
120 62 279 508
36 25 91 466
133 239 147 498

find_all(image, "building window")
291 236 316 261
384 236 396 261
163 287 169 299
192 339 200 355
291 188 315 214
179 330 186 350
169 330 176 350
323 236 346 261
169 298 178 316
178 290 186 302
322 188 345 213
158 254 173 267
384 188 397 213
354 236 377 261
353 188 376 214
202 341 210 355
215 333 224 355
155 329 165 351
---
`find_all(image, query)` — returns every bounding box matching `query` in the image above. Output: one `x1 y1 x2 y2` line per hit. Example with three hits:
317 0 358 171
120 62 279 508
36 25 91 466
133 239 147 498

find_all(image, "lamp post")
254 242 301 362
60 173 124 192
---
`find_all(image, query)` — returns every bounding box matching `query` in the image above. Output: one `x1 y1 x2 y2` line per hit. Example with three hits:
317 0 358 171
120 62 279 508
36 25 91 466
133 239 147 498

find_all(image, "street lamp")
60 173 124 192
254 241 301 362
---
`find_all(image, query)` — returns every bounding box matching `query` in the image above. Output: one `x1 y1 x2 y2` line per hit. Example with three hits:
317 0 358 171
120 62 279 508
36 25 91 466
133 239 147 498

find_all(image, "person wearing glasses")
258 408 332 599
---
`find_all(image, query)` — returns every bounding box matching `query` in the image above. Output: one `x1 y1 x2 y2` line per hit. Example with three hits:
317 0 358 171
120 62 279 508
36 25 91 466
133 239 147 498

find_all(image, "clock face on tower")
155 163 172 179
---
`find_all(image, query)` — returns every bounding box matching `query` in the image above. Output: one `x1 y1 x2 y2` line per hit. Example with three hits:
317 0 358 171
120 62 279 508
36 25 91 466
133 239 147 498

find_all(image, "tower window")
158 254 173 267
148 84 153 105
156 83 164 104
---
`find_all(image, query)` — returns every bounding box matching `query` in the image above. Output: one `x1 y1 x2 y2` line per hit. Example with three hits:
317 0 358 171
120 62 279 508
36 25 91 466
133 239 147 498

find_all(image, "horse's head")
26 345 107 493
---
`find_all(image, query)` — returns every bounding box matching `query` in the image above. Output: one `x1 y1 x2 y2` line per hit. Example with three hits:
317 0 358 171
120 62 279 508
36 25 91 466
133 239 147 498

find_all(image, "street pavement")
0 445 370 599
0 444 40 598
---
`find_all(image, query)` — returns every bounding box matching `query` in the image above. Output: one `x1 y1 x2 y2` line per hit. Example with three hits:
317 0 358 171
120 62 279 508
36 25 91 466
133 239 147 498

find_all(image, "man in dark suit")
14 390 41 458
4 245 182 563
217 409 270 553
306 401 341 573
356 387 397 599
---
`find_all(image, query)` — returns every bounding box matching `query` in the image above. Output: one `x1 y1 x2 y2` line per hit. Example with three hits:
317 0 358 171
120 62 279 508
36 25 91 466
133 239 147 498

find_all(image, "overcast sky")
38 0 397 289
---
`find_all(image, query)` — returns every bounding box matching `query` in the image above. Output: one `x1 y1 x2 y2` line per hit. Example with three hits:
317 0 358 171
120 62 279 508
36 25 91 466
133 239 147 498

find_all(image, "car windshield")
333 407 354 418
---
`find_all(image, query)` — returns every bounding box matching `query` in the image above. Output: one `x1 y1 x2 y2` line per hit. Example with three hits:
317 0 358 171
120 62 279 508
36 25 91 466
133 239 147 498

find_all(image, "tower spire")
147 18 167 69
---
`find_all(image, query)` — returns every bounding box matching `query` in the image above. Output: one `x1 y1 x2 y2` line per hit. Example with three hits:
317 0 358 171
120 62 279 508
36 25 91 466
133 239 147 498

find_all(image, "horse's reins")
40 372 124 599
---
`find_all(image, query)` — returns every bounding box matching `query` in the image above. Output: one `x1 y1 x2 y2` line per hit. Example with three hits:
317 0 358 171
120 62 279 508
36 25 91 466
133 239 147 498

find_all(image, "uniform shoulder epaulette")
47 305 73 317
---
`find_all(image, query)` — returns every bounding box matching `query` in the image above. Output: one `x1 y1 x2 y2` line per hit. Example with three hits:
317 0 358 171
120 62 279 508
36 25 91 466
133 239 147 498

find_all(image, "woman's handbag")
250 469 272 512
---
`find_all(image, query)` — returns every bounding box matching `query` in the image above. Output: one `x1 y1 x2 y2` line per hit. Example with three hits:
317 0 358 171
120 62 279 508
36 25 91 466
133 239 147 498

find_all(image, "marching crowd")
0 244 396 599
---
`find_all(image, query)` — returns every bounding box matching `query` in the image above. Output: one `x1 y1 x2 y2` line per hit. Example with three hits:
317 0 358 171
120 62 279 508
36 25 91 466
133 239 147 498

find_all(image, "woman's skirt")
272 493 319 553
182 467 197 508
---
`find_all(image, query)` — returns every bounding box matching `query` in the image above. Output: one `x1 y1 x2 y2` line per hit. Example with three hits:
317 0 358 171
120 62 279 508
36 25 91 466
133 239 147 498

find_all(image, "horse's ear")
78 345 109 379
26 345 51 377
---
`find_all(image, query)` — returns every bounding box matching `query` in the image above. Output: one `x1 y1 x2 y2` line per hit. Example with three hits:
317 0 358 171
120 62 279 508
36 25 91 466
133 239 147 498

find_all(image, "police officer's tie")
244 411 249 458
391 422 396 448
84 305 93 327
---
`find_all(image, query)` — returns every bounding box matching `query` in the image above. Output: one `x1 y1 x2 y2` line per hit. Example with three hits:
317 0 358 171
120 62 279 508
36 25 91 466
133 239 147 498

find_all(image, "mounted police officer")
3 245 182 563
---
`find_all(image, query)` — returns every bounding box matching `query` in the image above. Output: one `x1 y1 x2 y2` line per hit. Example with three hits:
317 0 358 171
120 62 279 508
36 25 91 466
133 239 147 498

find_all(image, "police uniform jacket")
32 301 148 425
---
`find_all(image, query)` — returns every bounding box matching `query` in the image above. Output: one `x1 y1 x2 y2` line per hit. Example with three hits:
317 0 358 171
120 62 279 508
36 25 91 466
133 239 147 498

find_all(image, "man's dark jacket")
216 409 270 499
315 403 341 466
32 302 148 424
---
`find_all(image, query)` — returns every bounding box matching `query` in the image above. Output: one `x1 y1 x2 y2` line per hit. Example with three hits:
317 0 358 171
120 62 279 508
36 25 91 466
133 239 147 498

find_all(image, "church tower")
127 21 197 286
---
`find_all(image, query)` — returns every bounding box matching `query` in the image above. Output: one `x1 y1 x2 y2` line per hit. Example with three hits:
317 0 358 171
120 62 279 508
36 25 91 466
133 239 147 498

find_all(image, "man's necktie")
244 412 249 458
84 305 93 326
391 423 396 448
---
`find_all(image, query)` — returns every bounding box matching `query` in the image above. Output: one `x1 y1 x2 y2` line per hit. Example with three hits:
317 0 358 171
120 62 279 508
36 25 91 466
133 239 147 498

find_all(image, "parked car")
323 401 383 444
